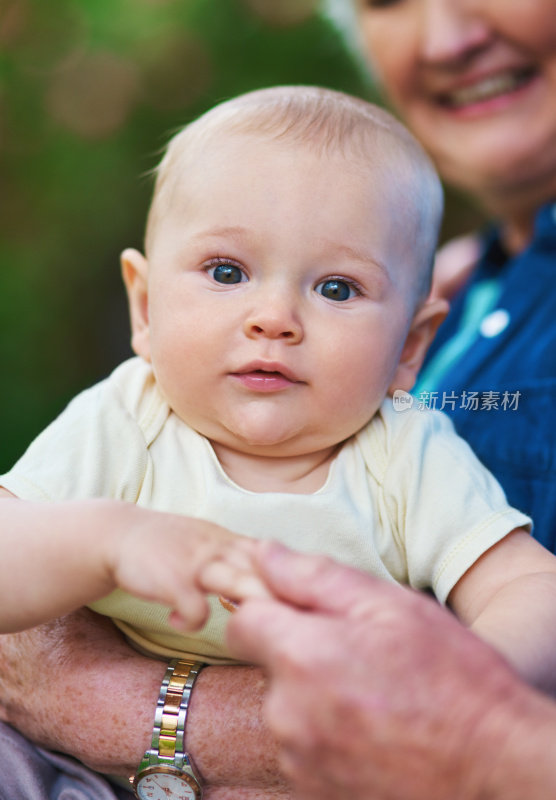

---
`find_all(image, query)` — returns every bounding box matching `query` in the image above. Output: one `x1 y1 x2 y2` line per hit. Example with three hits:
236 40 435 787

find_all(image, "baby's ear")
388 296 449 395
121 248 151 362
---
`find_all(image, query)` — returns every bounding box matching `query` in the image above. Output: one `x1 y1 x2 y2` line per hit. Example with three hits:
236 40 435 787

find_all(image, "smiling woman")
355 0 556 550
358 0 556 218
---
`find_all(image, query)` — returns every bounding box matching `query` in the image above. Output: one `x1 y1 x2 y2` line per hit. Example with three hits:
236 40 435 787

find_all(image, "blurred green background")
0 0 482 472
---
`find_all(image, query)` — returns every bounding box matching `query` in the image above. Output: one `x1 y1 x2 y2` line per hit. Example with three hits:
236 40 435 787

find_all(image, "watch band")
144 658 204 770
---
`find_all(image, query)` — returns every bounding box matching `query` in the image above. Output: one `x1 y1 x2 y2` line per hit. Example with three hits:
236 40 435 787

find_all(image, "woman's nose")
419 0 492 64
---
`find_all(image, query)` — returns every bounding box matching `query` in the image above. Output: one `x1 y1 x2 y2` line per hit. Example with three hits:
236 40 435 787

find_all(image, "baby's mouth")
437 66 537 109
251 369 283 377
233 361 301 384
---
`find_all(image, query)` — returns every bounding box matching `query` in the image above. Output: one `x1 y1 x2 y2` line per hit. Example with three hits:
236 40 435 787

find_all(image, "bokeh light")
138 32 213 111
46 51 140 138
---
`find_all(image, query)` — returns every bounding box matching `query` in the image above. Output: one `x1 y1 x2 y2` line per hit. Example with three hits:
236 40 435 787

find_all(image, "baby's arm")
448 528 556 694
0 488 268 634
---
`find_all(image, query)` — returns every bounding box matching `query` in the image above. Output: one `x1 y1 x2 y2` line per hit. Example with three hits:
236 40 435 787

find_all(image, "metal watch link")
133 659 204 800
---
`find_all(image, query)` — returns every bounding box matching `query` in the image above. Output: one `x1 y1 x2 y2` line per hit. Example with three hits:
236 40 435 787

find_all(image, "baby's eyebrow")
322 240 388 276
189 225 252 244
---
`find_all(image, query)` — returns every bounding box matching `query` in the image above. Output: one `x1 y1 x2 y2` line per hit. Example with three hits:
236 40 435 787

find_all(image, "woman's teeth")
443 69 533 108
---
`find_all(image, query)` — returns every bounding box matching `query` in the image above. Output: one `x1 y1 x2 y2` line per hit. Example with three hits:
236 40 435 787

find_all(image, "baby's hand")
168 551 273 630
200 553 273 605
106 505 262 631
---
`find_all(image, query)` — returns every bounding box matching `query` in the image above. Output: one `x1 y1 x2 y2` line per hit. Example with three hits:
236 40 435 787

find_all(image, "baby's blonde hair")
145 85 443 303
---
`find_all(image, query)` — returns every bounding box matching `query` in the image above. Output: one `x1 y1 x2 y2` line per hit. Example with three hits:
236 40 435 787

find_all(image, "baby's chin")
210 414 309 454
212 433 313 459
209 412 375 459
209 426 339 460
173 407 304 454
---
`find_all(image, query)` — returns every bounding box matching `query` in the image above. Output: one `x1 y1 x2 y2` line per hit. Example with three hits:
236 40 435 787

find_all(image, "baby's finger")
200 559 273 602
167 609 193 632
219 538 259 567
167 590 211 632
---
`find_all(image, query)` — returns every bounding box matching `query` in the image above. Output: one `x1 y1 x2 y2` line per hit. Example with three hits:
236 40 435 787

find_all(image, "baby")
2 86 556 693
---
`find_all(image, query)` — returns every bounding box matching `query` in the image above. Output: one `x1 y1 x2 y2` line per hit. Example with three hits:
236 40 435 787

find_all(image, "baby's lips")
219 595 240 612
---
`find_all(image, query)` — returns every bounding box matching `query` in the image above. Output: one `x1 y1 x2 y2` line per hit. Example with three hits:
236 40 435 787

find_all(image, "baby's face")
139 133 420 458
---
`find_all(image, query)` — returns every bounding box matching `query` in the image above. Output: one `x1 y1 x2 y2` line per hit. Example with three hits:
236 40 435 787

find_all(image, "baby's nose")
243 303 303 343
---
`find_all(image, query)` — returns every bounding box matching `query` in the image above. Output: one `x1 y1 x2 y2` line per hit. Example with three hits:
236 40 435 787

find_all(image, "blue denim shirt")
417 202 556 551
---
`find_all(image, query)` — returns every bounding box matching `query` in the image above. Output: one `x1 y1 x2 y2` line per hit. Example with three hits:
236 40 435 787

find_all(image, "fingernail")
219 596 240 612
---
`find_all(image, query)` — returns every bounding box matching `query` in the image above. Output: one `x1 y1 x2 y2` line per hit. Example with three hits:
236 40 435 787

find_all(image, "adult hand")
226 542 556 800
0 608 289 798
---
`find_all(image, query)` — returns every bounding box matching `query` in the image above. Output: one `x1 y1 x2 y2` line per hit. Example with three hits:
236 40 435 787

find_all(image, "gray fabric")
0 722 133 800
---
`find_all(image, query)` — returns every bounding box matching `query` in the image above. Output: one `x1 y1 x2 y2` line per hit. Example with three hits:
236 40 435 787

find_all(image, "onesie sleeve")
0 358 166 504
367 403 532 604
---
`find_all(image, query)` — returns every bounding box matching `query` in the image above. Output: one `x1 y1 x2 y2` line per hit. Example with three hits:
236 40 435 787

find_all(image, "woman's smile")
434 65 539 115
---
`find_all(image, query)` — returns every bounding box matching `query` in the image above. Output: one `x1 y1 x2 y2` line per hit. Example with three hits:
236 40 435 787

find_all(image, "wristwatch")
133 659 205 800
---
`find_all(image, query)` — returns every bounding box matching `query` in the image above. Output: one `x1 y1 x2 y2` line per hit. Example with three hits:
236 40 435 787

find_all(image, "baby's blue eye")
210 263 245 284
316 279 356 302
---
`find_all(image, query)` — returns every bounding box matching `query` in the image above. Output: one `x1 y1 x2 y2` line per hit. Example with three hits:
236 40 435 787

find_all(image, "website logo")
392 389 414 412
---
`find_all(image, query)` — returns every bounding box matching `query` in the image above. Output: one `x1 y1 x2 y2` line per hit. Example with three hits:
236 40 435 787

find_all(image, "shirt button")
480 309 510 338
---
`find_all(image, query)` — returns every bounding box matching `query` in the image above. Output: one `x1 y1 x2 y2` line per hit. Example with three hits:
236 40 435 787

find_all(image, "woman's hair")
145 85 444 301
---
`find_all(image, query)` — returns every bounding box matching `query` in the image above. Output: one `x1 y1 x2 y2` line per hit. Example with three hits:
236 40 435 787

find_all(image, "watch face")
136 768 200 800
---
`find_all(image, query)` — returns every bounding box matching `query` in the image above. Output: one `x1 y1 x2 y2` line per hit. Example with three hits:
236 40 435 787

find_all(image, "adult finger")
225 597 313 666
253 541 405 617
199 556 273 602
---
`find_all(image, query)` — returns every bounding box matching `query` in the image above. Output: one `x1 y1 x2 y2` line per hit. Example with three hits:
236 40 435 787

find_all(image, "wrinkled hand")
225 542 540 800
